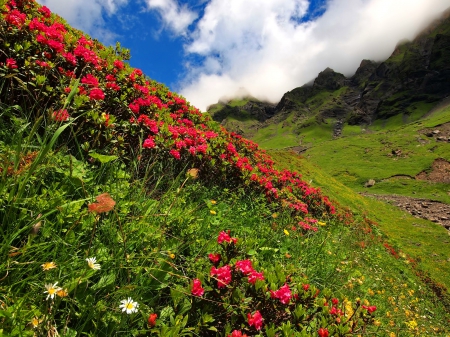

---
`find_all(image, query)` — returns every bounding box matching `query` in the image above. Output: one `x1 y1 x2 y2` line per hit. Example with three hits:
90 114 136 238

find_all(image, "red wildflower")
143 138 156 149
362 305 377 313
210 265 231 288
247 310 263 330
247 270 264 284
235 260 253 275
318 328 329 337
113 60 124 69
208 253 221 264
217 230 237 244
38 5 51 17
81 74 99 87
52 109 70 122
5 9 26 28
148 313 157 327
5 58 18 69
270 284 291 305
228 331 248 337
169 149 181 160
191 278 204 297
89 88 105 100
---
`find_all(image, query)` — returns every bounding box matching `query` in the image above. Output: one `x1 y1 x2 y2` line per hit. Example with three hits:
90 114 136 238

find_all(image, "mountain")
208 8 450 145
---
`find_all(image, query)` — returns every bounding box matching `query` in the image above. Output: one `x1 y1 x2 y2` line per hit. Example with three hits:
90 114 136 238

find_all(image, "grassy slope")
270 150 450 293
305 105 450 203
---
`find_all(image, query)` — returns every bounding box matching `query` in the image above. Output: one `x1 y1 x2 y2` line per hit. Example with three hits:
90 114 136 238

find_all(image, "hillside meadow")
1 0 449 336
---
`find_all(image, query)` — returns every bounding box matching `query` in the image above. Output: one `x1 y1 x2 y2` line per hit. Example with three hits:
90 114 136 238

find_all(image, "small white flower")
86 257 101 270
44 282 62 300
119 297 139 314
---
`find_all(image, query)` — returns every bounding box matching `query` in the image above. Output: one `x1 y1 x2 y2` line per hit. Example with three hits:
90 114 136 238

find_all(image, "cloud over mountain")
179 0 450 111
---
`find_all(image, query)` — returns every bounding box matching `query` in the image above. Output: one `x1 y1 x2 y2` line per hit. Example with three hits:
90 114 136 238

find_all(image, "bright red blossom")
210 265 232 288
191 278 204 297
208 253 221 264
52 109 70 121
5 58 18 69
89 88 105 100
247 311 263 330
318 328 329 337
270 284 291 305
148 313 157 327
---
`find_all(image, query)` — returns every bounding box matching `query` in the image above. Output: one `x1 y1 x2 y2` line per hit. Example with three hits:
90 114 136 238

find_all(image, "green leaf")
89 152 118 164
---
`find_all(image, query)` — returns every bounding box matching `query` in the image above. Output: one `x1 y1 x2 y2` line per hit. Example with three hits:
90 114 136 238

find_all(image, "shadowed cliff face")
208 9 450 139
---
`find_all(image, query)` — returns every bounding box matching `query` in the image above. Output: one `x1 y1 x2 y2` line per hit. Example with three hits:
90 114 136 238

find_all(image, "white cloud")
179 0 450 111
36 0 129 43
144 0 198 35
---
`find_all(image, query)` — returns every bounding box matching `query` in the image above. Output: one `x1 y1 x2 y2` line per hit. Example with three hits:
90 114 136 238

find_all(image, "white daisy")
86 257 101 270
119 297 139 314
44 282 62 300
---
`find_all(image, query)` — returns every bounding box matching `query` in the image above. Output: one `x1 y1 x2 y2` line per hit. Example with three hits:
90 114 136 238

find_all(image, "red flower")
208 253 221 264
210 265 231 288
235 260 253 275
89 88 105 100
81 74 99 87
38 5 51 17
247 270 264 284
332 298 339 306
318 328 329 337
217 230 237 244
247 310 263 330
114 60 124 69
270 284 291 304
303 284 310 291
5 58 18 69
5 9 26 28
143 138 155 149
362 305 377 313
169 149 181 160
52 109 70 121
191 278 204 297
228 331 248 337
148 313 157 327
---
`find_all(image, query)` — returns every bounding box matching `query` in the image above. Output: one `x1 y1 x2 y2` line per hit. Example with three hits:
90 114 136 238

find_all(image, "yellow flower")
389 333 396 337
31 317 40 328
210 210 216 215
283 229 289 236
169 253 175 259
406 320 418 330
210 200 217 205
318 221 326 226
41 262 57 271
271 213 278 218
367 288 374 296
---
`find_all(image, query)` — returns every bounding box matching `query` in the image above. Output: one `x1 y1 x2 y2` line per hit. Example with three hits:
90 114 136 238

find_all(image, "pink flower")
208 253 221 264
302 284 310 291
89 88 105 100
5 58 18 69
217 230 237 244
191 279 204 297
247 270 264 284
143 138 155 149
270 284 291 305
247 310 263 330
235 260 253 275
210 265 231 288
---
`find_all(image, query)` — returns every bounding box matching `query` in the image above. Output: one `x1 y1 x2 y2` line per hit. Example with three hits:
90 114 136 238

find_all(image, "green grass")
269 150 450 294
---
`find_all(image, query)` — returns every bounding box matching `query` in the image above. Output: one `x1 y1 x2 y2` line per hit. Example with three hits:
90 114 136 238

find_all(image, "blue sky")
37 0 450 111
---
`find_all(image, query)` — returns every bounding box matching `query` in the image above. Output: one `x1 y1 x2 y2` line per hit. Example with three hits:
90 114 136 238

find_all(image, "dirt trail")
362 193 450 230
